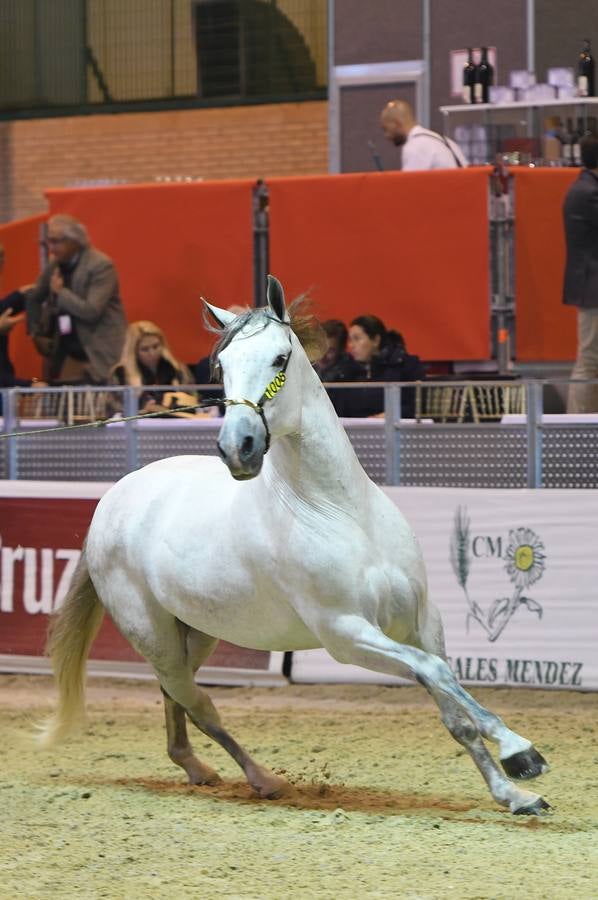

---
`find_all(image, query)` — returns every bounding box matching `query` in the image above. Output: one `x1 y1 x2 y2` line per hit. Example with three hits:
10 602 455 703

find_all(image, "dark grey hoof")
501 747 549 780
513 797 551 816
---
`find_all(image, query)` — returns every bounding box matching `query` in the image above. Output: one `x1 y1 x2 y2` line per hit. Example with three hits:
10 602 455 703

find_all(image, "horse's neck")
263 368 370 514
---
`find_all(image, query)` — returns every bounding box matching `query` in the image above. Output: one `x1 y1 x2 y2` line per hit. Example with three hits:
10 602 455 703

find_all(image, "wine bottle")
573 118 585 165
561 119 574 166
577 39 595 97
463 49 476 104
474 47 494 104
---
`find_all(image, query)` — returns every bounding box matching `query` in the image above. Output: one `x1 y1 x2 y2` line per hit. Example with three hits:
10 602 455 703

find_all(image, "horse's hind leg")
416 604 549 781
413 606 549 815
161 626 222 786
319 614 550 814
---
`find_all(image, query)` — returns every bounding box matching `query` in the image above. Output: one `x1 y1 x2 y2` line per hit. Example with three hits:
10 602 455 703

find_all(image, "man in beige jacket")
27 214 127 383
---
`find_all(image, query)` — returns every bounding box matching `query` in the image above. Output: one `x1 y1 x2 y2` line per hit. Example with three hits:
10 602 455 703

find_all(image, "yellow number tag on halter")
264 371 286 401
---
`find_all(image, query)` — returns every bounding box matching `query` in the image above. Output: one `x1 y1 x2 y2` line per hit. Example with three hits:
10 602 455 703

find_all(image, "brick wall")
0 100 329 222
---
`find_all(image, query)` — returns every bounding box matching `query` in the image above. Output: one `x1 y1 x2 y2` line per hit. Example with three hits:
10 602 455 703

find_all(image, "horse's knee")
442 710 479 746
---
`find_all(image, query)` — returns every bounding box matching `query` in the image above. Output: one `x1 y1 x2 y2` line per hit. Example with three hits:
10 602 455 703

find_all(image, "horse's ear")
266 275 290 323
202 298 237 329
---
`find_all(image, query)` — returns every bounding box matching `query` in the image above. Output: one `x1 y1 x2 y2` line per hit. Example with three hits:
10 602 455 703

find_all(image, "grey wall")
340 82 416 172
333 0 598 171
334 0 423 64
535 0 598 83
429 0 528 132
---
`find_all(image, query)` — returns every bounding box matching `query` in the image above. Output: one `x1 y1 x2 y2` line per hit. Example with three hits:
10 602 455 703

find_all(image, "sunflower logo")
504 528 546 589
450 511 547 642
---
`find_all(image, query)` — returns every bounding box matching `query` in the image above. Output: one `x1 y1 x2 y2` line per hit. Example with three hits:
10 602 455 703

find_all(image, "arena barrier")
3 383 598 489
1 480 596 690
1 168 583 380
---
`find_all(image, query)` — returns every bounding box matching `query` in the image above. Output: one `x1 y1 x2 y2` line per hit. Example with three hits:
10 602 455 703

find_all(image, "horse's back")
88 455 232 551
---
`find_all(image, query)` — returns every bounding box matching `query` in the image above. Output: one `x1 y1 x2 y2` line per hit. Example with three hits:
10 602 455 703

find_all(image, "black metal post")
252 178 270 307
489 159 515 375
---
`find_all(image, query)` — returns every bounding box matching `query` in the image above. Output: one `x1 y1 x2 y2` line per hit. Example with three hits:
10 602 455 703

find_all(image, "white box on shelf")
509 70 536 90
490 86 515 104
547 67 575 88
520 83 557 102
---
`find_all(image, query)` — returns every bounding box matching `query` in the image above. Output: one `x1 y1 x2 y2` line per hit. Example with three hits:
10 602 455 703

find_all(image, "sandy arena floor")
0 675 597 900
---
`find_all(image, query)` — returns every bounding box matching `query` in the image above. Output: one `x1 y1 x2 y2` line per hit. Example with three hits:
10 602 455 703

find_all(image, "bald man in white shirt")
380 100 468 171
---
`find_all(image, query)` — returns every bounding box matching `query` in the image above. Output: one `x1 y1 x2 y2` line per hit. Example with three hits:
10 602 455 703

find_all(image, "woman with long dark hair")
344 314 425 417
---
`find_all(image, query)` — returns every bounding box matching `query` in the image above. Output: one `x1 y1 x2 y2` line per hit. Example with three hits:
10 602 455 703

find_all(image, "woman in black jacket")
343 314 426 418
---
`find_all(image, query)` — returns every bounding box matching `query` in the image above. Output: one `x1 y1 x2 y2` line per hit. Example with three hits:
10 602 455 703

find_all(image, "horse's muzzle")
217 413 266 480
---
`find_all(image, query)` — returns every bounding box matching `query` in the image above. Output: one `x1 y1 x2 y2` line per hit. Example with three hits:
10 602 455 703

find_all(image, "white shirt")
401 125 468 171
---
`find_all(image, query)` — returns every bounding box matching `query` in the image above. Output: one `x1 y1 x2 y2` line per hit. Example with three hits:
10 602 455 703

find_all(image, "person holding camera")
26 214 127 384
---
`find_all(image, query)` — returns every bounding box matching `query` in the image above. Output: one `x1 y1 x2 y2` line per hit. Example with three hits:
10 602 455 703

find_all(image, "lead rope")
0 351 292 445
0 396 227 440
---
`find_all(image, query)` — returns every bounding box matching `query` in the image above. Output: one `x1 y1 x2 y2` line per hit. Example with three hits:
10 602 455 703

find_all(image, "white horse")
42 276 550 815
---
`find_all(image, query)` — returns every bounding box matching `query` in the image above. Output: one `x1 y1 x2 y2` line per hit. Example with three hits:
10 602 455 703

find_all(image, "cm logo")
472 536 504 558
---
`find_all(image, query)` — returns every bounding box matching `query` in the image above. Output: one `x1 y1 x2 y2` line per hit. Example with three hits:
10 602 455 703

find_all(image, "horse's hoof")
189 772 222 787
501 747 549 780
252 773 291 800
513 797 551 816
187 763 223 787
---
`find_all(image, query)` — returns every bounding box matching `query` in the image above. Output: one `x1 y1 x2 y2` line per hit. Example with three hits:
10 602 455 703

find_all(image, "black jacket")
563 169 598 309
317 351 364 382
0 290 25 387
330 338 426 418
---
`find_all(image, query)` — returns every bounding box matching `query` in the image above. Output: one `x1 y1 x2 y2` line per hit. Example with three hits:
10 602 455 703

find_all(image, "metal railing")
2 381 598 488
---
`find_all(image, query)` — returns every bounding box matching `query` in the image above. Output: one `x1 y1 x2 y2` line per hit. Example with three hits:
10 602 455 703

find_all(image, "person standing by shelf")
563 133 598 412
380 100 467 171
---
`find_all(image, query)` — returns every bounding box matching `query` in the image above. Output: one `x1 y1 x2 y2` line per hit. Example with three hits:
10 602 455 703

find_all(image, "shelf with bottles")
440 100 598 167
440 97 598 114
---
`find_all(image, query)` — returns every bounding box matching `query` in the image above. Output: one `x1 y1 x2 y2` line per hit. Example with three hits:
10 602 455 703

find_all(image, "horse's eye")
273 355 287 369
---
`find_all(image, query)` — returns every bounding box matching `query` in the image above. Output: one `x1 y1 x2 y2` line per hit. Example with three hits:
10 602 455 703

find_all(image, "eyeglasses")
46 236 67 245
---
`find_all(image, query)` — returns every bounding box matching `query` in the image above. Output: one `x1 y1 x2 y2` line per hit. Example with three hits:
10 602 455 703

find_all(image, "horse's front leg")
317 614 550 815
154 626 290 800
162 689 222 786
160 628 222 786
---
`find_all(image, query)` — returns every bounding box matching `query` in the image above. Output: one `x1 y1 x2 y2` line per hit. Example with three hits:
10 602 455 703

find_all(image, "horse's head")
204 276 301 480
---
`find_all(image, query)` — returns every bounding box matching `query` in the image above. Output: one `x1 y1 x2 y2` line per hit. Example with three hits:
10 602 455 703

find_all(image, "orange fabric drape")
513 168 580 361
45 180 255 369
0 214 47 380
5 167 585 377
268 168 492 360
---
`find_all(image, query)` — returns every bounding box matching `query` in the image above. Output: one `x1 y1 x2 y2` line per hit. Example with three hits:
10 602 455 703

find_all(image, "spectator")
26 214 127 384
563 134 598 413
0 243 24 387
380 100 467 171
111 320 197 415
0 242 36 390
344 314 426 418
315 319 363 382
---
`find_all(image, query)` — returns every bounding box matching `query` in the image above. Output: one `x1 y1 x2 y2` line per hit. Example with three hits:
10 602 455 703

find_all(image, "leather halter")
220 344 292 454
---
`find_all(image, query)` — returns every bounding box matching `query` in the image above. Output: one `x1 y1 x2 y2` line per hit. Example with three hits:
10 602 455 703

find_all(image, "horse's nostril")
240 435 254 459
216 441 227 461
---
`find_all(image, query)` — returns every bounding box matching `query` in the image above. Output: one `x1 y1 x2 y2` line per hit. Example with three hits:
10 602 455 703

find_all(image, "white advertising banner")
292 487 598 690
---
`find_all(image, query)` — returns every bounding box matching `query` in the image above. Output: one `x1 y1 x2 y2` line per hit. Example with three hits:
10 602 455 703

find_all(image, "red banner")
269 168 492 361
0 488 269 673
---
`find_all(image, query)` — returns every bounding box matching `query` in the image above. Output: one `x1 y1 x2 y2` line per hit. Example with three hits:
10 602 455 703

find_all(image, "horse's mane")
207 296 326 378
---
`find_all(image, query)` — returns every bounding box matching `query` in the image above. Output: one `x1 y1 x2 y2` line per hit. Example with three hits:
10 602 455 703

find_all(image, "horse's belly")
153 585 322 652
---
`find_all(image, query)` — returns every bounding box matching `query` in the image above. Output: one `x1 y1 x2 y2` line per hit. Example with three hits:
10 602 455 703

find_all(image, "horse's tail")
37 548 104 747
